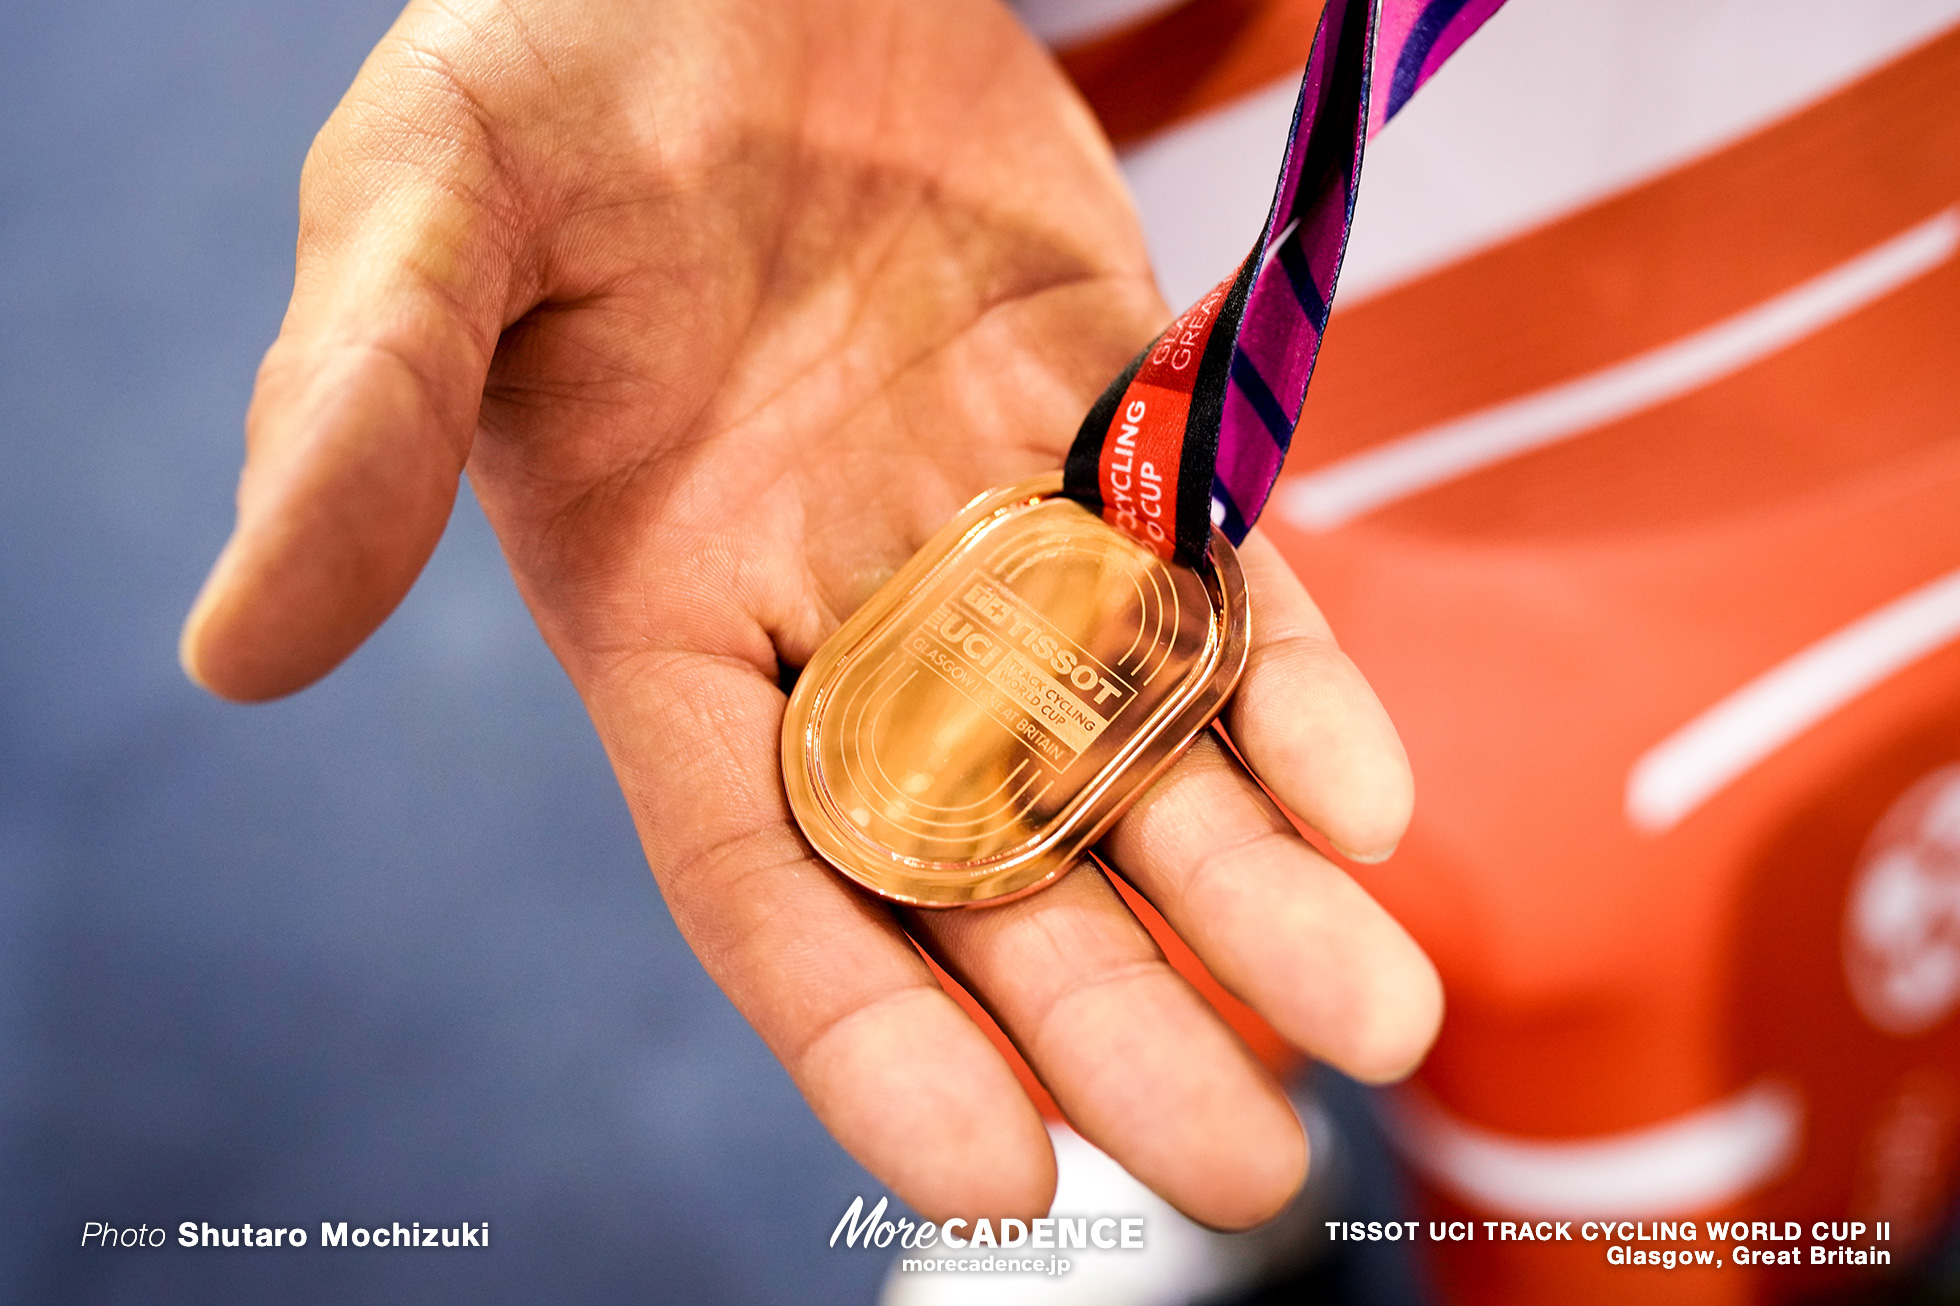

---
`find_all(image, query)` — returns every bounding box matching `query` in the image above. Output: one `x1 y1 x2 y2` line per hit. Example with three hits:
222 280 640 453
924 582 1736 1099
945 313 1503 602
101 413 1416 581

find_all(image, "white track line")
1628 565 1960 833
1384 1080 1802 1220
1280 208 1959 530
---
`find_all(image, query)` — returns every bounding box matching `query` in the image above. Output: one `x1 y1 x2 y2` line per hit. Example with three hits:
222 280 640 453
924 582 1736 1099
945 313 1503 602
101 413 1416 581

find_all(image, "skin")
179 0 1439 1229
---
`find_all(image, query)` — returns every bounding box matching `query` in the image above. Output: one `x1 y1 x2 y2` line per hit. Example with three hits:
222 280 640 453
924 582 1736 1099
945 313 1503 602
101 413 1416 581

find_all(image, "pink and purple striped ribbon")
1065 0 1506 556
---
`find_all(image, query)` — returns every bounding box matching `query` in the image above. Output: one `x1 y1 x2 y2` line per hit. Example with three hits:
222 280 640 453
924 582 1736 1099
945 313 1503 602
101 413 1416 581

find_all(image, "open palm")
182 0 1437 1227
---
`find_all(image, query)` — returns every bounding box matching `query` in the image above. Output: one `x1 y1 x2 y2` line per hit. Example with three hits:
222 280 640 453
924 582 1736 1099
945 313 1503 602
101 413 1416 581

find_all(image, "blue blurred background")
0 3 892 1301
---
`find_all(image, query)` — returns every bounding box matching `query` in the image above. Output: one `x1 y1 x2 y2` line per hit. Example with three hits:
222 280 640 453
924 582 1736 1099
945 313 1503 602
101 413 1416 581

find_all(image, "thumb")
181 62 520 701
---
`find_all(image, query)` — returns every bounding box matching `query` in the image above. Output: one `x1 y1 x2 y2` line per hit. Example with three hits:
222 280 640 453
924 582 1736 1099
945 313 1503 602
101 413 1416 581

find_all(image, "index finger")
1227 531 1415 862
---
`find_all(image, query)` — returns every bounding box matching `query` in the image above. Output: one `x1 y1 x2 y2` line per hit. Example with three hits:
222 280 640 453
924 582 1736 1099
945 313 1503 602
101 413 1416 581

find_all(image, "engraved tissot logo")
908 574 1135 773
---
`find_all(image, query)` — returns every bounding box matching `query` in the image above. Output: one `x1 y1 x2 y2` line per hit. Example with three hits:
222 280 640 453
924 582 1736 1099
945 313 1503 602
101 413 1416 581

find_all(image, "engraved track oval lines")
990 524 1186 689
987 526 1170 682
1147 565 1185 690
1126 562 1174 684
985 515 1119 584
989 536 1083 585
830 658 916 811
853 650 1046 829
852 657 1021 818
1116 553 1162 674
833 655 1041 851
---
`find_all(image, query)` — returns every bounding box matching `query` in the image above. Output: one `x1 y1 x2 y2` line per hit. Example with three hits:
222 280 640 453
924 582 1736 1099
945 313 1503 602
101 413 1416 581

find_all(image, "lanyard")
1062 0 1507 562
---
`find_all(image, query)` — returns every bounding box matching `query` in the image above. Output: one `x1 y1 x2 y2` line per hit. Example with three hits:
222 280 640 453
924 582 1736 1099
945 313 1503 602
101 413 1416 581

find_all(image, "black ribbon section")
1170 259 1255 561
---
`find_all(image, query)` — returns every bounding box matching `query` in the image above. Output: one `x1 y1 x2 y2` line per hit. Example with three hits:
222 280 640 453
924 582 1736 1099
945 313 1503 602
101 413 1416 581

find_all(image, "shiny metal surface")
782 474 1250 906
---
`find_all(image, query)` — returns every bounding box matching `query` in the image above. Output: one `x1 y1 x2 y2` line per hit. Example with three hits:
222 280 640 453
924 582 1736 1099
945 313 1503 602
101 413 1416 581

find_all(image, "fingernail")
178 588 217 692
177 533 240 694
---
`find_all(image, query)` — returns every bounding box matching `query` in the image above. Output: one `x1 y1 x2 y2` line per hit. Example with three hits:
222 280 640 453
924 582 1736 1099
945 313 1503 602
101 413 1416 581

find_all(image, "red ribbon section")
1094 271 1236 558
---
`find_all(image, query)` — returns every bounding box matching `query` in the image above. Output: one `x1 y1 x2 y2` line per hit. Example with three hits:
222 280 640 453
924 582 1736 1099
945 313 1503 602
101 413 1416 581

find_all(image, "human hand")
180 0 1439 1228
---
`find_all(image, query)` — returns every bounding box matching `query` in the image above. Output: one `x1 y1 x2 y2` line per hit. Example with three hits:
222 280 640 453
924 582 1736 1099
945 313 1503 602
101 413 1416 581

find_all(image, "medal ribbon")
1063 0 1508 561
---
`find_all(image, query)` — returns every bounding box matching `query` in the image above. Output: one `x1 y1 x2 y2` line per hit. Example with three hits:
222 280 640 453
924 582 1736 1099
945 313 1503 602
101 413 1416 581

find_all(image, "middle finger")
1102 731 1443 1084
907 862 1306 1230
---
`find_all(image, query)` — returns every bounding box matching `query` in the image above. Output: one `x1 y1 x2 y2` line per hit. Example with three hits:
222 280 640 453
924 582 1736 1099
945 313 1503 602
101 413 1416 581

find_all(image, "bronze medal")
781 475 1248 907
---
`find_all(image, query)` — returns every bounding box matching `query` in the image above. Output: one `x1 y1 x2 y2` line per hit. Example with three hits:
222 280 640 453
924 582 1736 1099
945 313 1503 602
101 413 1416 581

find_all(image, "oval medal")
781 475 1248 907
